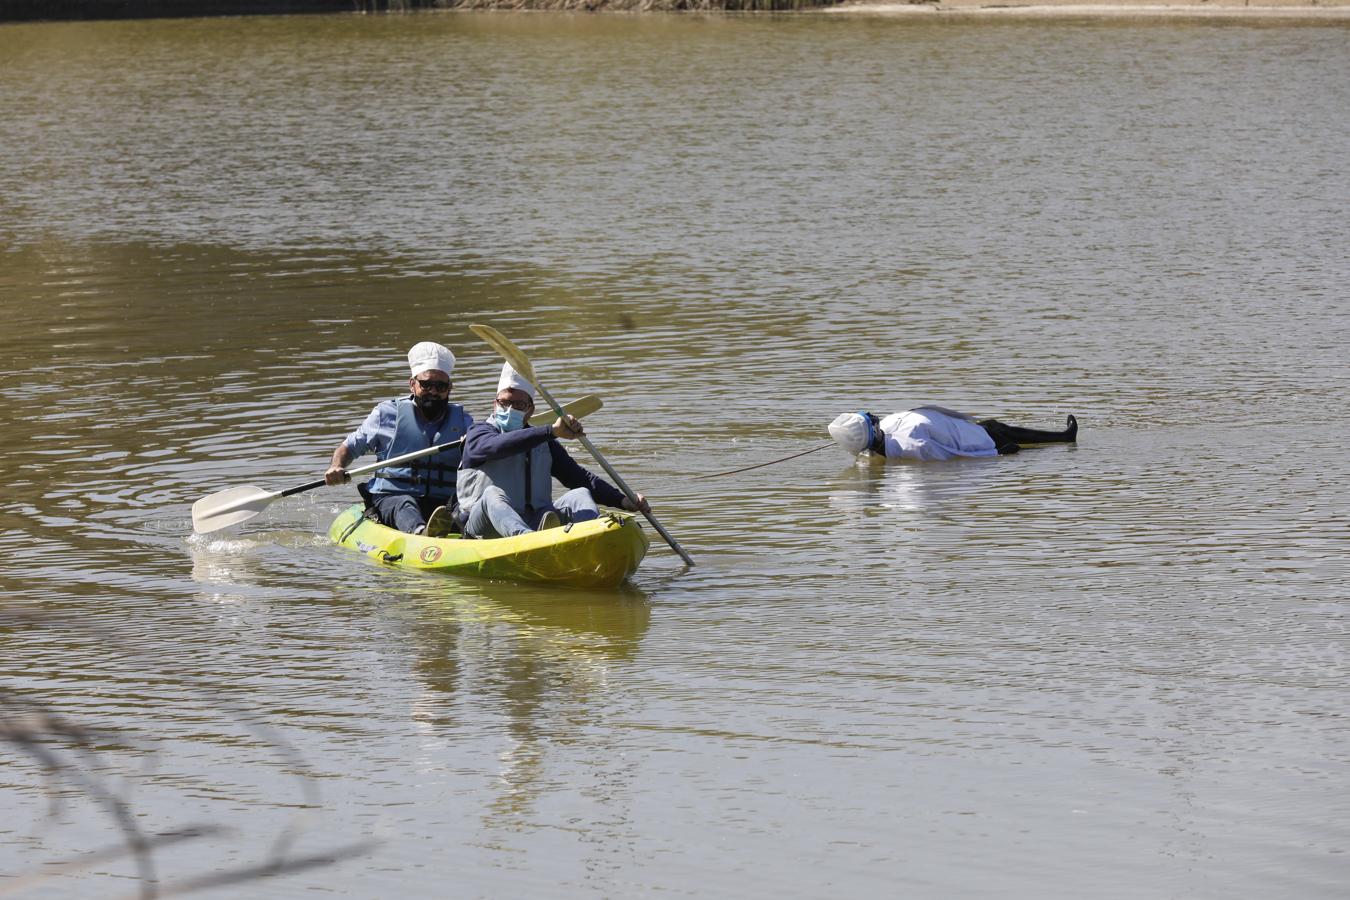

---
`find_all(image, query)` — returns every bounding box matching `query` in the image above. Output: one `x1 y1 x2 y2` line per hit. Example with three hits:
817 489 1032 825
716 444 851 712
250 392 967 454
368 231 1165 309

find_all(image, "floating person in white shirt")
828 406 1077 460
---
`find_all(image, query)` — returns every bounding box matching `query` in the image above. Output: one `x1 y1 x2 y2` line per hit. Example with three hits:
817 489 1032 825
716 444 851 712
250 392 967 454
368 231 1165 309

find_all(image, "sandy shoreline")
822 0 1350 18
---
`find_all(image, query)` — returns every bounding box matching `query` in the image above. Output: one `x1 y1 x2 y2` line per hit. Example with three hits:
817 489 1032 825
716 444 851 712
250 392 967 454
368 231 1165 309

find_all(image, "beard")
414 394 448 420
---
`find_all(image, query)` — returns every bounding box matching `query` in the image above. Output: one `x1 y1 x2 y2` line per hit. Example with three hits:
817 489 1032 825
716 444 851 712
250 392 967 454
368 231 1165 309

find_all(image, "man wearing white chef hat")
324 341 472 536
455 362 650 539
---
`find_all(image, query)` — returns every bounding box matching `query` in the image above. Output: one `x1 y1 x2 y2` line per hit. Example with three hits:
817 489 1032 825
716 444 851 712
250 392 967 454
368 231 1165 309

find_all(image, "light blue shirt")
344 398 456 461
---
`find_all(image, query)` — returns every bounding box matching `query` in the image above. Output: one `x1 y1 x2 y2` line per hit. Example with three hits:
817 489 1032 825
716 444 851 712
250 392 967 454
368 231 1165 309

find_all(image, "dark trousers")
369 493 444 534
978 415 1078 455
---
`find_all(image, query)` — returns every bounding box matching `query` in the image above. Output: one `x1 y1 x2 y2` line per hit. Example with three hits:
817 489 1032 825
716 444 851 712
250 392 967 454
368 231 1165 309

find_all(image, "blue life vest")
456 430 553 520
367 398 471 503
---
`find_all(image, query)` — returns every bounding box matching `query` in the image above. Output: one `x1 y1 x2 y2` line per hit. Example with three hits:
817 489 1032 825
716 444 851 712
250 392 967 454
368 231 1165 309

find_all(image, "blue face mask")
493 404 527 432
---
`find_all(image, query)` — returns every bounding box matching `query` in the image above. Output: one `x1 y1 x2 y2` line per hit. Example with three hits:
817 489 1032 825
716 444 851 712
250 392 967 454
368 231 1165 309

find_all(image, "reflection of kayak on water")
328 504 650 590
407 586 654 684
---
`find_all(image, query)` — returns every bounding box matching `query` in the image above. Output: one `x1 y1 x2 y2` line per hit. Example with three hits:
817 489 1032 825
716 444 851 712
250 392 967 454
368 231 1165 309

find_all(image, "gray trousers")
462 486 600 539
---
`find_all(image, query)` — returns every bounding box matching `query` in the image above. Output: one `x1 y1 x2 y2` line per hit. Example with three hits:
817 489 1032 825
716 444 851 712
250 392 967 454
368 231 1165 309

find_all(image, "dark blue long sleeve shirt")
459 422 627 510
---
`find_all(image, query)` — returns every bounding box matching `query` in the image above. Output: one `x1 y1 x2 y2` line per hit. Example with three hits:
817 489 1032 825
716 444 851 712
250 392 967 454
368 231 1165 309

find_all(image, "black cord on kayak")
696 442 835 480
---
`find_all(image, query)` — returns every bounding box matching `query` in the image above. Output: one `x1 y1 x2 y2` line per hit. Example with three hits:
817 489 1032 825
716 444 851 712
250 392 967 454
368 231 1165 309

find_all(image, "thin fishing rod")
696 443 835 480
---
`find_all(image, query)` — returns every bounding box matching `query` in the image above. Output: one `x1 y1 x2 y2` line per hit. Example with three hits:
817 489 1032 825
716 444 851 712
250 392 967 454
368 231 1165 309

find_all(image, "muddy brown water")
1 12 1347 898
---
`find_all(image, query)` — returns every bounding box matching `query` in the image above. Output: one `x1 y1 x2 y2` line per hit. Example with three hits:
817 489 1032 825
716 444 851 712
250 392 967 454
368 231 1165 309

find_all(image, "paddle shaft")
284 437 468 498
537 381 696 567
204 438 469 521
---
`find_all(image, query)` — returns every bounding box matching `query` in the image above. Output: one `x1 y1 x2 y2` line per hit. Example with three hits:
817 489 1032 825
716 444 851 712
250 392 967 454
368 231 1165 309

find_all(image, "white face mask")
493 404 527 432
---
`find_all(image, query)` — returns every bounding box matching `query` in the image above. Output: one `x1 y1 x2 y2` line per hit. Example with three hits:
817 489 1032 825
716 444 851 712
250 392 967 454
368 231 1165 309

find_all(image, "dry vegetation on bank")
0 0 847 21
8 0 1346 21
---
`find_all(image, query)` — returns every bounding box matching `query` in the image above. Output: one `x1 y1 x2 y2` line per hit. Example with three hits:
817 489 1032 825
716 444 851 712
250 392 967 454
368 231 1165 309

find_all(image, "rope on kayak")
696 442 835 480
338 514 365 545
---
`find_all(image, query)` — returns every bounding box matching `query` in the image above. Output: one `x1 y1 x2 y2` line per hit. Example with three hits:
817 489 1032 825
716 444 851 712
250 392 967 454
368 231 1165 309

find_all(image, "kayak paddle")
469 323 695 567
191 394 604 535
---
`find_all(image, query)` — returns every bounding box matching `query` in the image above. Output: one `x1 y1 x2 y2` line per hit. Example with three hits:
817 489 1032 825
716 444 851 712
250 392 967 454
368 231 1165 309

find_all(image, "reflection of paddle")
469 324 695 568
191 395 604 536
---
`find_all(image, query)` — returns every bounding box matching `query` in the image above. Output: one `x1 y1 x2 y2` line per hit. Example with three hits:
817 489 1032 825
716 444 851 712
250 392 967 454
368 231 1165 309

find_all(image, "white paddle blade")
469 324 537 384
562 395 602 419
191 485 281 535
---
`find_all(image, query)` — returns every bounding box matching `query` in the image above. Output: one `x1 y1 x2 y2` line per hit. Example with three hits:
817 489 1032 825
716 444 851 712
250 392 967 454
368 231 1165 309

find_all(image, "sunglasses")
414 378 451 392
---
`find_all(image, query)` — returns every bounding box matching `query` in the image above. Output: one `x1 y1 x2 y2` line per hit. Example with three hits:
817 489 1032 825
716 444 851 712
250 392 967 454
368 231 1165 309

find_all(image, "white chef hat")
496 362 534 396
828 412 872 455
407 342 456 379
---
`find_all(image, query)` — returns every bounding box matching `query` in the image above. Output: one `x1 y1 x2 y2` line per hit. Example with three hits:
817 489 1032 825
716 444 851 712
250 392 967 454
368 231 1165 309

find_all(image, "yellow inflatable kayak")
328 504 649 589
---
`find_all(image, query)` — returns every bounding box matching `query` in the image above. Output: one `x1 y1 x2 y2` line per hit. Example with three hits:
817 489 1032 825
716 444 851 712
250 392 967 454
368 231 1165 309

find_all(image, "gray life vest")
456 430 553 520
367 398 471 503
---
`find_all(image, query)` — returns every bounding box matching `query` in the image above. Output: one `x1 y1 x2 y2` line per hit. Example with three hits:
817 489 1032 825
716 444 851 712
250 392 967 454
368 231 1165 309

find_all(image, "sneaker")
537 510 562 531
425 506 455 538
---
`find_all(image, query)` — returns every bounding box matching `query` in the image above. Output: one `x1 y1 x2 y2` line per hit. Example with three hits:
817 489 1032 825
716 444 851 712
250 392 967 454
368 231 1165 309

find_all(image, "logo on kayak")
420 546 442 563
356 542 377 553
